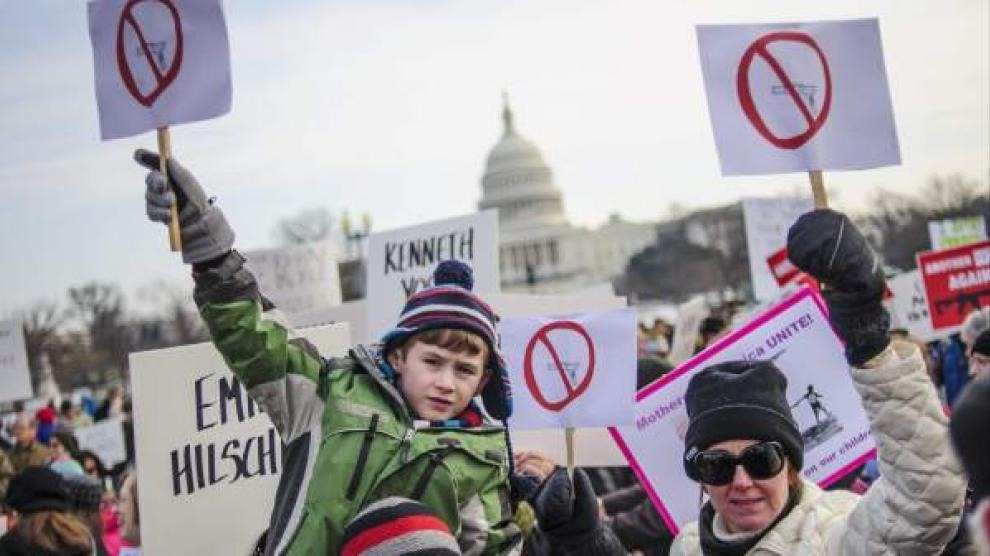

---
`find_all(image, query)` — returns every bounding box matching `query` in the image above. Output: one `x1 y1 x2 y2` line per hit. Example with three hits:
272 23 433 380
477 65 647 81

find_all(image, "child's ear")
474 369 492 395
386 350 404 374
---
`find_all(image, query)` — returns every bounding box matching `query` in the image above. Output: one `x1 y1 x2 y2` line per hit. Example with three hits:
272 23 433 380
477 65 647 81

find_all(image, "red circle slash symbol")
523 321 596 412
737 31 832 150
116 0 184 107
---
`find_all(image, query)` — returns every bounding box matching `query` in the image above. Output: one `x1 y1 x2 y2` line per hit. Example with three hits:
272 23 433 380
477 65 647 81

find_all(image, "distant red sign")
116 0 184 107
917 240 990 331
523 321 595 412
766 247 819 292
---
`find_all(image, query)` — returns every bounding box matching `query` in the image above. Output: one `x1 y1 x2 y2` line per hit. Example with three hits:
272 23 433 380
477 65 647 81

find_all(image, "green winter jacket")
193 252 522 555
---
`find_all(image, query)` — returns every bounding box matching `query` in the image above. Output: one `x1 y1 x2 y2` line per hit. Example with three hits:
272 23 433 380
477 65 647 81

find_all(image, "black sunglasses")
688 441 786 486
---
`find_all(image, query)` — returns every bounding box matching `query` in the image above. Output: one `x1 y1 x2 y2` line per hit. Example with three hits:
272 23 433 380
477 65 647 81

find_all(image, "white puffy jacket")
671 340 967 555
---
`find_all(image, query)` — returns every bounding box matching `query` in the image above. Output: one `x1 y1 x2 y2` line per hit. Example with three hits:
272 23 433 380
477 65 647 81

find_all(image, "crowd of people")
0 151 987 555
0 390 140 555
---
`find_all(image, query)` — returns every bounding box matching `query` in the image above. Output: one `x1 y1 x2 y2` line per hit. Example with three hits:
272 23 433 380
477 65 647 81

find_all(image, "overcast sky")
0 0 987 316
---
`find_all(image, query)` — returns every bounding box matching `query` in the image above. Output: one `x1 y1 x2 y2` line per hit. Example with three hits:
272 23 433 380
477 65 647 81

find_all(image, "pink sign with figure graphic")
88 0 231 140
697 18 900 175
610 288 875 534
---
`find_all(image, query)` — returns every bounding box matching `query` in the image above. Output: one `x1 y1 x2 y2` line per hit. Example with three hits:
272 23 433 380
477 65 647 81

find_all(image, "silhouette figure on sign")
791 384 831 424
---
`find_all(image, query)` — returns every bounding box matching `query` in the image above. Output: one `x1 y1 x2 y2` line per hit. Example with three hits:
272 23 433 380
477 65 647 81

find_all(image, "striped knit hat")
341 497 460 556
381 260 512 420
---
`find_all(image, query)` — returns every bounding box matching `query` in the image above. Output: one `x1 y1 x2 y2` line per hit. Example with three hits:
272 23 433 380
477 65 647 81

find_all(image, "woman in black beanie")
670 211 968 555
0 466 99 556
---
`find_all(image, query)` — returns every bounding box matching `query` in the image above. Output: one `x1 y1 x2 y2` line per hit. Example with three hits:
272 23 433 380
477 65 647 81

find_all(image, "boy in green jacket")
135 150 522 555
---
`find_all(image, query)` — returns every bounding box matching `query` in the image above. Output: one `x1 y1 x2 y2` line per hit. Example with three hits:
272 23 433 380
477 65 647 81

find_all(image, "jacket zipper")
345 414 380 500
399 427 416 464
410 447 454 500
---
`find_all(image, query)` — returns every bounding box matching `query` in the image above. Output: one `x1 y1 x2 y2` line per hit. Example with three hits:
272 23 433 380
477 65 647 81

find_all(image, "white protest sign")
87 0 232 140
611 288 875 533
928 216 988 251
742 197 814 301
243 241 342 317
365 211 499 342
885 270 937 341
129 324 350 556
74 417 128 468
668 297 709 365
0 320 33 404
697 18 900 175
502 309 636 430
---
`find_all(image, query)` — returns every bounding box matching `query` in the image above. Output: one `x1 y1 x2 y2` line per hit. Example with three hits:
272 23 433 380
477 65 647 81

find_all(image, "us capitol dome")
478 95 656 292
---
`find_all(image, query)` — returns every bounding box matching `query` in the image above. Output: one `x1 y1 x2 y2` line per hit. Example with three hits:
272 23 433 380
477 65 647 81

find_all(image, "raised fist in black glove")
135 149 234 265
787 209 889 366
530 468 625 555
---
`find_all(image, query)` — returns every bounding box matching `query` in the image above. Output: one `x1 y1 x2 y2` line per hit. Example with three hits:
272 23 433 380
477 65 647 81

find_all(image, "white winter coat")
671 340 967 555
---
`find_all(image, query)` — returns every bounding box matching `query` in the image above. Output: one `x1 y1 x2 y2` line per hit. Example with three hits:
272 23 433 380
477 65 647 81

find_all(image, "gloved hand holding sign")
135 149 234 265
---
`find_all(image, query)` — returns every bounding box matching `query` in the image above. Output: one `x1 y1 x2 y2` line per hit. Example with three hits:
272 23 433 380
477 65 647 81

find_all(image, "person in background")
62 473 114 556
669 210 967 555
48 432 85 477
0 466 103 556
0 448 14 502
950 372 990 555
117 472 140 550
961 308 990 354
34 403 57 446
94 388 123 422
966 330 990 379
9 415 51 474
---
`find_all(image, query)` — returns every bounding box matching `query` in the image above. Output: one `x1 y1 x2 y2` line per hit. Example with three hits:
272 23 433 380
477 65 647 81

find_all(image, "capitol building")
479 98 657 292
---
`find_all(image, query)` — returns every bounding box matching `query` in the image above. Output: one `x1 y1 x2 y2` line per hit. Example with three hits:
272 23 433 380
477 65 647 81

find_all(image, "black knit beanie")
950 371 990 502
683 360 804 479
5 466 73 514
972 330 990 358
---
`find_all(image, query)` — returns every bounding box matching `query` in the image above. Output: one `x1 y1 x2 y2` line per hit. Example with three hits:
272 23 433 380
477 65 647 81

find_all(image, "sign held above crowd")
0 320 33 405
917 239 990 333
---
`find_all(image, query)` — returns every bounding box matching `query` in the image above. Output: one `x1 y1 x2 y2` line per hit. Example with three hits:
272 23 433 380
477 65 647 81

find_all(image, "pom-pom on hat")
62 473 104 511
381 259 512 420
341 497 460 556
683 360 804 480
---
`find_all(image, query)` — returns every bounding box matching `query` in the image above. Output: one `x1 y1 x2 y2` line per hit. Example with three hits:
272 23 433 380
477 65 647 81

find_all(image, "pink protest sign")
609 288 875 533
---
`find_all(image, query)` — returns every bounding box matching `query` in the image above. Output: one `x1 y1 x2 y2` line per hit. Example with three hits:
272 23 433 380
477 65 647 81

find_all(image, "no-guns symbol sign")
737 31 832 150
116 0 184 107
523 321 596 412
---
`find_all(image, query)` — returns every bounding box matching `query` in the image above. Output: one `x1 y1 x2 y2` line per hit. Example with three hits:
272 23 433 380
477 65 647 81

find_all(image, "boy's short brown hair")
393 328 489 367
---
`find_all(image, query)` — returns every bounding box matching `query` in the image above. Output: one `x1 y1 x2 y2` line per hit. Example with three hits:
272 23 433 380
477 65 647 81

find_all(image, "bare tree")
274 207 337 245
20 300 66 388
66 282 132 384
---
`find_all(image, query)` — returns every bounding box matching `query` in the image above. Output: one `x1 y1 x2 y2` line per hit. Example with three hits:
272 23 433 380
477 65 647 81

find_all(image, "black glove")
531 468 625 555
135 149 234 264
788 209 890 366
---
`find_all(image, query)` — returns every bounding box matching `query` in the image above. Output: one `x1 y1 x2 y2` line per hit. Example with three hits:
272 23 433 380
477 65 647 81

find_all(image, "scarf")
698 486 800 556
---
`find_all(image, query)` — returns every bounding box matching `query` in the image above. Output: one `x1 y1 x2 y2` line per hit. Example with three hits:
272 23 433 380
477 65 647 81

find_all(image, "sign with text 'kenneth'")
742 197 814 301
0 320 33 405
697 18 899 175
130 324 350 556
87 0 231 140
365 210 498 341
918 240 990 333
243 241 342 317
610 288 874 533
501 309 637 429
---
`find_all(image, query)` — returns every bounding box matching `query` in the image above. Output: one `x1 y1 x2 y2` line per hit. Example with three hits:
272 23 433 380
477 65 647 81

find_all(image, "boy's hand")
787 209 890 366
514 450 556 483
135 149 234 264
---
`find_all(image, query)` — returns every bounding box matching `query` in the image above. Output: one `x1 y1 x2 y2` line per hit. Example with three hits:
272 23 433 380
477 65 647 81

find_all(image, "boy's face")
390 340 489 421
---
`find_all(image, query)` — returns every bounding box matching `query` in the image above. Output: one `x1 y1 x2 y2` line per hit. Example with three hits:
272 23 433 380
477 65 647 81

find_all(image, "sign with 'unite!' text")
610 288 874 534
129 324 350 556
365 210 499 341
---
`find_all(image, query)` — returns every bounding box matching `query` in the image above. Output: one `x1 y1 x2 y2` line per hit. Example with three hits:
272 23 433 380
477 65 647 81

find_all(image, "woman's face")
49 438 67 458
704 439 791 534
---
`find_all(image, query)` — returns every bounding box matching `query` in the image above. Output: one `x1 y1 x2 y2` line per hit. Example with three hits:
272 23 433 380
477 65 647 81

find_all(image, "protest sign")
0 320 33 405
610 287 875 533
742 197 814 300
885 270 937 341
668 297 709 365
75 417 128 468
129 324 350 556
365 210 498 341
918 240 990 333
502 309 636 429
929 216 988 251
87 0 232 140
243 241 342 317
697 18 899 175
